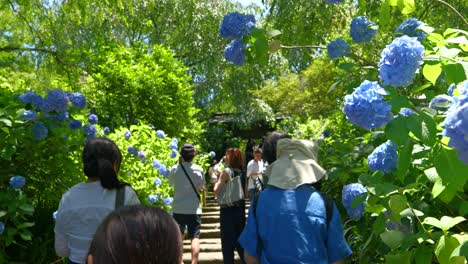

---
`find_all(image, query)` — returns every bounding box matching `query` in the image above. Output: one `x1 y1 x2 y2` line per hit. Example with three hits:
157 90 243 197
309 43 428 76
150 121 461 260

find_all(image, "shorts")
173 213 202 239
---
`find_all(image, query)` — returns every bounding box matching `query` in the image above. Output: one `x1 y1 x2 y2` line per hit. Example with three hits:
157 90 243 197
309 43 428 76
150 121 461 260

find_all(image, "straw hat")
265 138 326 190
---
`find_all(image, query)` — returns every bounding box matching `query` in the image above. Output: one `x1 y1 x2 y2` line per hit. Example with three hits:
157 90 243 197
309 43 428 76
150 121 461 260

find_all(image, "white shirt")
54 182 140 263
169 162 205 215
247 159 264 190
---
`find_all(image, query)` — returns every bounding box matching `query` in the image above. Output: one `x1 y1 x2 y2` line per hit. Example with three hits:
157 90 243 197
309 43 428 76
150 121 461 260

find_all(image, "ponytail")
97 159 121 189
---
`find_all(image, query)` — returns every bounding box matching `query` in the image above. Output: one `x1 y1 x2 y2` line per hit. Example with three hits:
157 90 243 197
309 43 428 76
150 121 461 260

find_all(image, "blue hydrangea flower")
83 124 97 135
32 122 48 140
154 177 162 187
327 38 350 59
399 108 416 117
53 211 58 221
396 18 426 42
350 16 377 43
378 36 425 88
43 89 69 113
163 197 174 206
225 39 245 66
69 120 82 130
210 151 216 158
368 140 398 173
52 112 69 122
170 149 178 159
0 222 4 234
219 12 255 39
429 95 454 111
124 130 131 139
10 175 26 189
20 110 38 121
103 127 110 134
323 130 330 138
448 84 455 96
342 183 367 219
147 194 159 204
169 141 178 150
88 114 98 124
343 80 393 130
19 91 44 110
156 130 165 139
443 89 468 164
152 159 162 169
69 92 86 109
171 138 179 145
138 151 146 160
127 146 138 156
158 164 168 177
327 0 344 3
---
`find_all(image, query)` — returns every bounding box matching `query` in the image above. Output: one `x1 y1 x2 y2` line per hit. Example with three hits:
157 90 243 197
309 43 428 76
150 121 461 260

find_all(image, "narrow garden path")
182 192 248 263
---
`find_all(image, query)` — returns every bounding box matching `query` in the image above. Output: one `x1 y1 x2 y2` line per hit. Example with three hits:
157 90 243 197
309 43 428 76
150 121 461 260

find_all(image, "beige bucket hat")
265 138 326 190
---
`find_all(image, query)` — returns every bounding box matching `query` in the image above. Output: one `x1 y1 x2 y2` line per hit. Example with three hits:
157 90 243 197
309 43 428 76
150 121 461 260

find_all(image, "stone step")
182 251 241 264
201 215 220 224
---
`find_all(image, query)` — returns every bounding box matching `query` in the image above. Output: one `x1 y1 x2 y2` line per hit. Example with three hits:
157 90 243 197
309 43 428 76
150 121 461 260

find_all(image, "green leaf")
397 141 412 182
351 192 368 208
443 63 467 84
418 25 435 34
389 194 407 215
422 63 442 85
400 208 424 217
446 36 468 44
387 0 398 6
406 113 437 146
266 30 282 38
380 230 406 250
269 39 281 52
424 217 444 230
379 2 391 29
358 0 366 11
424 167 440 182
373 213 387 234
397 0 415 14
385 116 409 146
0 118 12 127
415 245 434 264
450 242 468 261
385 251 412 264
435 235 461 264
434 147 468 190
440 216 466 232
19 231 32 241
440 47 461 59
459 201 468 216
19 204 34 214
427 33 445 44
0 211 6 218
432 179 446 198
17 222 35 229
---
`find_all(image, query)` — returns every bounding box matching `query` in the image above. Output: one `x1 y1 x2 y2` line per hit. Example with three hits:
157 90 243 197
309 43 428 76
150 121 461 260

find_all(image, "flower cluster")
443 81 468 164
225 39 246 66
322 130 330 138
210 151 216 158
53 211 58 221
368 140 398 173
342 183 367 219
124 130 132 139
327 38 350 59
327 0 344 3
170 149 178 159
147 194 159 204
220 12 255 66
0 222 4 234
83 124 97 140
17 89 88 141
429 95 454 111
396 18 426 42
88 114 98 124
127 145 139 157
154 177 162 187
219 12 255 39
378 36 424 88
138 150 146 160
343 80 393 130
350 16 377 43
152 159 169 177
10 175 26 189
163 197 174 206
156 130 166 139
103 127 110 135
399 108 416 117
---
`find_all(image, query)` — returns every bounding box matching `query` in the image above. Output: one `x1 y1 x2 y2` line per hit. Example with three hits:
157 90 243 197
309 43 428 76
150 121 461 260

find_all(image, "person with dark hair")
246 146 264 200
55 138 140 264
214 148 246 264
239 135 352 264
168 143 204 264
86 205 183 264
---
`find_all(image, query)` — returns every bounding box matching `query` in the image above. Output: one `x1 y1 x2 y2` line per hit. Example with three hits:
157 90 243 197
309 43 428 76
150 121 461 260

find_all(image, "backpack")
252 176 334 257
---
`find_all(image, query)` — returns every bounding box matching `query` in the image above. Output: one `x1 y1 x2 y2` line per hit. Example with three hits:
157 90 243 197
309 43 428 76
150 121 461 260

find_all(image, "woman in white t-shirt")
54 138 140 264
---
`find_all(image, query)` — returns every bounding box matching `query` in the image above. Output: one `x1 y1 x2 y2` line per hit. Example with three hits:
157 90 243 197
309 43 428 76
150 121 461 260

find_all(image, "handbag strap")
180 163 201 201
115 186 125 209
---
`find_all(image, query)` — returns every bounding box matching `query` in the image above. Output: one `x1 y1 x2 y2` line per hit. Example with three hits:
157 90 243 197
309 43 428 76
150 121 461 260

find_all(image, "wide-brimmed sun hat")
265 138 326 190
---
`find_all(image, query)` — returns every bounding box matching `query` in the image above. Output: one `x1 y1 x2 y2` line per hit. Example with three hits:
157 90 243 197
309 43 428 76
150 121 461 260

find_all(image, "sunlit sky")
235 0 264 7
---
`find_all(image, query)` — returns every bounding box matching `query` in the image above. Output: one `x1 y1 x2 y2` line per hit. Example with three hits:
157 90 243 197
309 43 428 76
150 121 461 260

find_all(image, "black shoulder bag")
115 186 125 209
180 163 201 201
